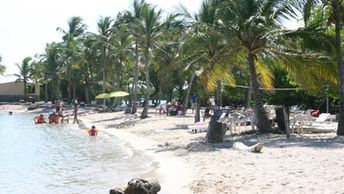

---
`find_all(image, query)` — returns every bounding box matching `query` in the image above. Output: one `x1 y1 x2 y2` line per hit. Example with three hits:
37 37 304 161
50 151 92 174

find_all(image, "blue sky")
0 0 201 83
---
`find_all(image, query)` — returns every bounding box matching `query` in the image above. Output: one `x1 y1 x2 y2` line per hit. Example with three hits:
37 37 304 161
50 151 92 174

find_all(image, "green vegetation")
14 0 344 135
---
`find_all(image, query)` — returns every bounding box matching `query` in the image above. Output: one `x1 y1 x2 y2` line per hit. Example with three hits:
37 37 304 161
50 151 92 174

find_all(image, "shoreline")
2 103 344 193
79 112 193 194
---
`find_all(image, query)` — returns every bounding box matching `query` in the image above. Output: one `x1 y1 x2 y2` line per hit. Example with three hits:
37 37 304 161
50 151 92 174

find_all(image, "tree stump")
206 115 227 143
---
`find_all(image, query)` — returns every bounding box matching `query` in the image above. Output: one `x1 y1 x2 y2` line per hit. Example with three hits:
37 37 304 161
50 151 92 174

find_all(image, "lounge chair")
291 113 337 134
188 122 209 133
189 113 227 133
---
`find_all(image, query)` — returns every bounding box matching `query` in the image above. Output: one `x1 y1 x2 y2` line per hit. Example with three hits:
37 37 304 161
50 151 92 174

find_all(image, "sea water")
0 113 153 194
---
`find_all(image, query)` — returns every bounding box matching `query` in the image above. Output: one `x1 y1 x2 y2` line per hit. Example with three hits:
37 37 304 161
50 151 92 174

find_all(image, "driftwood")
110 178 161 194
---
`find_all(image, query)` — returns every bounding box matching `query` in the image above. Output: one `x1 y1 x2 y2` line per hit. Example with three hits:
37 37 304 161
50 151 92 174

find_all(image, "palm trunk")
85 81 90 105
248 53 272 133
23 80 27 100
112 71 118 106
216 80 222 107
140 47 150 119
131 41 139 114
333 1 344 135
67 83 72 103
45 82 48 103
246 80 253 108
182 72 195 114
102 48 107 105
72 83 76 101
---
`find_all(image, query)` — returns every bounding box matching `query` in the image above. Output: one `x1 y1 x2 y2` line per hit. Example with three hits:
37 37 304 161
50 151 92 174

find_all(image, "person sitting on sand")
34 114 46 124
88 125 98 136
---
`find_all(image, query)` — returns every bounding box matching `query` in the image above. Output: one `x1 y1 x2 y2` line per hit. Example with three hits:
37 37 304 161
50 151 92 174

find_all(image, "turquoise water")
0 113 152 194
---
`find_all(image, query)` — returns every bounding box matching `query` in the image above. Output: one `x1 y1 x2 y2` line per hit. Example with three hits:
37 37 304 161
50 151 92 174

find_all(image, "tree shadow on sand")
156 132 344 154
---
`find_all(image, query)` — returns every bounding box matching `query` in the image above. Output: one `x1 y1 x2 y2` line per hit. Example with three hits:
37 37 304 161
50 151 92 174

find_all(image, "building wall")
0 82 40 102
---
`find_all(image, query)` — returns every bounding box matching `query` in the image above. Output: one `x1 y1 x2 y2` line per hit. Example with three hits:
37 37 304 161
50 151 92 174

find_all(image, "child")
88 125 98 136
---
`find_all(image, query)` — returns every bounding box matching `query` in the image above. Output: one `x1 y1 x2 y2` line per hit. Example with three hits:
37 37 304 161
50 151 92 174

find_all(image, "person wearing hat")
88 125 98 136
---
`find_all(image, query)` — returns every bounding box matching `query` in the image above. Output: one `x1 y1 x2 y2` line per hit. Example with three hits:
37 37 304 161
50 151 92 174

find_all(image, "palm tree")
95 16 114 105
43 42 65 100
14 57 32 99
131 3 163 118
302 0 344 135
111 17 134 106
126 0 146 114
57 16 87 102
82 34 99 104
191 0 235 107
214 0 338 133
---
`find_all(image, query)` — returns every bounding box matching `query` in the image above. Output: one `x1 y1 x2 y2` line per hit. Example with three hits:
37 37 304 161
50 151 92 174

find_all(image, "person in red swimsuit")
88 125 98 136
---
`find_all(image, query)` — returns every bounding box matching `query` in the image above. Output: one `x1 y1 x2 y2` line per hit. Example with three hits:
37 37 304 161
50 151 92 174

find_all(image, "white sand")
78 108 344 194
3 104 344 193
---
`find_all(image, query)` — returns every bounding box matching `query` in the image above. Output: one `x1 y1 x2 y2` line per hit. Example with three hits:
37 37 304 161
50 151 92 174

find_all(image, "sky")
0 0 301 83
0 0 202 83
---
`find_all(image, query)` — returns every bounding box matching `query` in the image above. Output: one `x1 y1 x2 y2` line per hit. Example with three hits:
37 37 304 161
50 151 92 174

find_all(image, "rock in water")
110 178 161 194
109 188 125 194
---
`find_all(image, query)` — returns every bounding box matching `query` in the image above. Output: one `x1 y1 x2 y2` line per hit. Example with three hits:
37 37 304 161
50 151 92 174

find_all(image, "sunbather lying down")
233 142 264 153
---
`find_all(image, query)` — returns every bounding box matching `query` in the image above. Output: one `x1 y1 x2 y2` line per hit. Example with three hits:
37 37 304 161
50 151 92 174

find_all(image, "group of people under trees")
156 100 184 116
155 94 218 117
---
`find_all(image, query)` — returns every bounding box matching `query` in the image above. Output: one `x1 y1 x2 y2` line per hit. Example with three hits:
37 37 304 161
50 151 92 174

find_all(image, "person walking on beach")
73 99 79 124
191 94 197 113
207 95 216 112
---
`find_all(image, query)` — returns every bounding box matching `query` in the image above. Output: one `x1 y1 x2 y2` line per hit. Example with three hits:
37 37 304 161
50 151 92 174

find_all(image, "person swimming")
34 114 46 124
88 125 98 136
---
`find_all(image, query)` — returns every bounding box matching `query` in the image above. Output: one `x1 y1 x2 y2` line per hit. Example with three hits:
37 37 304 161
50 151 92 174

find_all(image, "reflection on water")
0 113 152 194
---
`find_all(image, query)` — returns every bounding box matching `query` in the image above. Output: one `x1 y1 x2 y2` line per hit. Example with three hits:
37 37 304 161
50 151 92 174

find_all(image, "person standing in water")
73 99 79 124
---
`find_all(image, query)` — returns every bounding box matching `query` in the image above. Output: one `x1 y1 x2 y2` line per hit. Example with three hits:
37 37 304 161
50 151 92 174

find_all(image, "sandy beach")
2 103 344 193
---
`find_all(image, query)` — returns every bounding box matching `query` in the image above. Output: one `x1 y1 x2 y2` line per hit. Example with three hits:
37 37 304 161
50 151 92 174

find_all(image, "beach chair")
314 113 330 122
188 122 209 133
189 113 227 133
291 113 336 134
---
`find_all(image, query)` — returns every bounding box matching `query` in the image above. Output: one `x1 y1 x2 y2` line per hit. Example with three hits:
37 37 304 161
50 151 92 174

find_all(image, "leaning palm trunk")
333 2 344 135
131 42 139 114
140 55 150 119
248 54 272 133
182 73 196 115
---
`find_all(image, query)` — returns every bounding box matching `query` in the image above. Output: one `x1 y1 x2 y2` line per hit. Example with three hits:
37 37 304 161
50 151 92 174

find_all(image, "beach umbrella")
107 91 129 98
95 93 110 99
